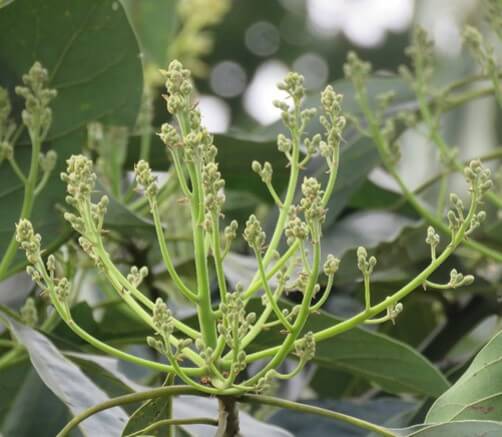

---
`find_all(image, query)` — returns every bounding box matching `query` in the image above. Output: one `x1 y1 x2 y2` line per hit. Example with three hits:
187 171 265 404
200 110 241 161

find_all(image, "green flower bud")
323 254 340 276
61 155 96 203
243 215 266 250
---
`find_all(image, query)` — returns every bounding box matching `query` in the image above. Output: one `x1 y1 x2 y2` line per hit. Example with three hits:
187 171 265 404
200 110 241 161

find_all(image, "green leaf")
426 328 502 423
248 299 449 397
122 0 178 66
122 397 171 436
0 312 128 435
0 0 143 274
397 420 502 436
0 366 72 437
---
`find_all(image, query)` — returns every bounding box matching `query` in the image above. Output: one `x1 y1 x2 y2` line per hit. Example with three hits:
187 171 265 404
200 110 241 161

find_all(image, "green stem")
7 157 26 183
244 185 477 364
151 201 198 302
211 212 228 304
240 394 395 437
361 84 502 263
126 417 218 437
55 385 200 437
246 228 321 384
0 127 41 280
254 249 293 331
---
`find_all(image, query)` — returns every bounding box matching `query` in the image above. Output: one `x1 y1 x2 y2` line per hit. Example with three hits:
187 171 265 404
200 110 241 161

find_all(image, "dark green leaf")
0 0 143 274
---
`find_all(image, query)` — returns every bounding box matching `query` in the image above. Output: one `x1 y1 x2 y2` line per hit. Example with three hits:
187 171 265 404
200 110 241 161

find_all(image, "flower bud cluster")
323 254 340 276
160 60 193 114
224 220 238 245
425 226 440 259
78 237 104 270
61 155 96 204
134 160 158 200
357 247 377 276
172 0 230 76
300 177 326 226
159 123 182 150
0 141 13 162
251 161 273 184
16 219 71 305
15 62 57 138
343 51 372 91
387 301 403 324
218 290 256 351
15 219 41 264
448 269 475 289
405 27 435 84
40 150 58 174
0 87 16 159
285 207 309 244
484 0 502 39
152 297 175 340
243 215 266 250
127 266 149 287
319 85 345 162
463 26 497 77
295 331 316 362
273 72 309 132
202 161 225 215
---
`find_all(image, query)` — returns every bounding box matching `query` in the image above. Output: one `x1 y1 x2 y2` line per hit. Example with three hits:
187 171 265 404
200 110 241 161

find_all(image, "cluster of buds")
159 122 182 150
61 155 96 204
445 161 492 237
15 219 41 265
403 27 435 86
15 62 57 139
425 226 440 260
0 87 15 162
484 0 502 39
343 51 371 92
294 331 316 362
300 177 326 228
243 215 266 251
223 220 238 247
16 219 71 306
40 150 58 174
463 26 497 78
172 0 230 76
273 72 316 133
251 161 273 185
134 160 158 200
448 269 475 289
202 161 225 216
160 60 193 114
319 85 345 161
217 290 256 357
127 266 149 288
357 247 377 277
323 254 340 276
285 207 309 244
